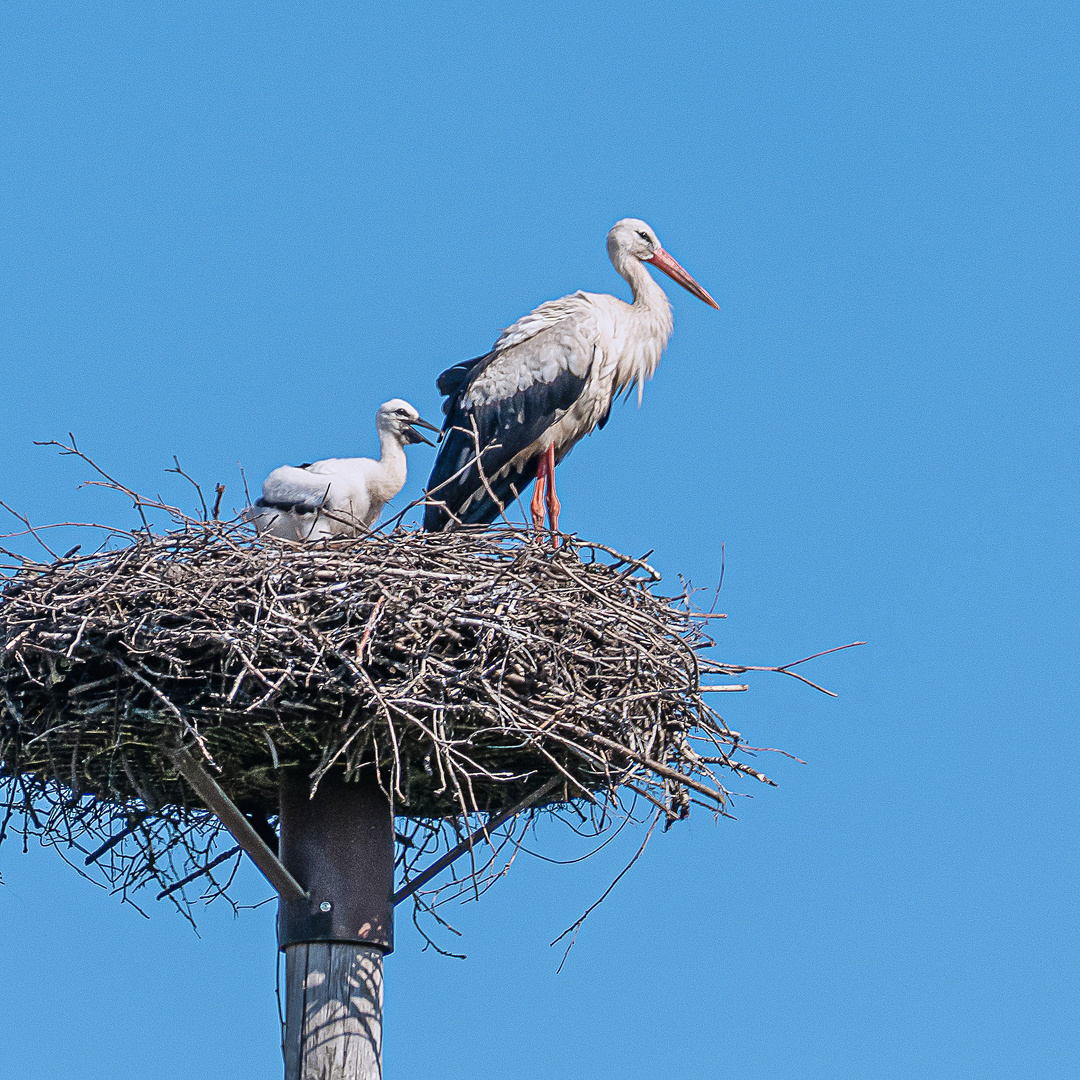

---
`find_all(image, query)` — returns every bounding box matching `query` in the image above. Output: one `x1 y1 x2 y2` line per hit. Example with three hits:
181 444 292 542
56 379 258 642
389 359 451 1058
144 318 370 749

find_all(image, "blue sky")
1 2 1078 1077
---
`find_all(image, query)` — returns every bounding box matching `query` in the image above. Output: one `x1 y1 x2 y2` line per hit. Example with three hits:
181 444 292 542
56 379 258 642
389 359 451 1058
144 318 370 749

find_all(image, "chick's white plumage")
251 399 437 540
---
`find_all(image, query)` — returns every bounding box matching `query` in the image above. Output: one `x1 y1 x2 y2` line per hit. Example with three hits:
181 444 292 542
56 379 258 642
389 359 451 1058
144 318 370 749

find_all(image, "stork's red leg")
545 444 561 545
531 452 548 533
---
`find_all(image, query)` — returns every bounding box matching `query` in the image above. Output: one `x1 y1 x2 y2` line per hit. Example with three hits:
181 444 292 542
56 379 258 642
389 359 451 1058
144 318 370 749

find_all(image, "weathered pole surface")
284 944 384 1080
279 769 394 1080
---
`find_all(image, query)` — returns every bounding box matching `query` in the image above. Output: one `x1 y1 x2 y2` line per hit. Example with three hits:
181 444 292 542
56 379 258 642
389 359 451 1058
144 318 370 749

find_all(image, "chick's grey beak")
406 416 439 446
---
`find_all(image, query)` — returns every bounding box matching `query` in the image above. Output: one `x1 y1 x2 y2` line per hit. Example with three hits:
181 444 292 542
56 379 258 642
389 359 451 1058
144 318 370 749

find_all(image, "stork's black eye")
638 231 651 242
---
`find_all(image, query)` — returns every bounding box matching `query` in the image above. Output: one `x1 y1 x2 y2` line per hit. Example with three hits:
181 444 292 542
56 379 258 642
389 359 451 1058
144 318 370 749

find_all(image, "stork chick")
252 399 439 541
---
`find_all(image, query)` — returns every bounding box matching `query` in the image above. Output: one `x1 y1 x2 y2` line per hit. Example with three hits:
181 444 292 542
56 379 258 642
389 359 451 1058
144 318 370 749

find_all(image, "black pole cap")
277 767 394 953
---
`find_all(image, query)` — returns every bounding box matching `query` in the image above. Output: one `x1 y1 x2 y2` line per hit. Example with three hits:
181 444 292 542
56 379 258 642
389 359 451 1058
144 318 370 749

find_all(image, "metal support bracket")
168 741 560 948
167 743 307 903
392 776 560 906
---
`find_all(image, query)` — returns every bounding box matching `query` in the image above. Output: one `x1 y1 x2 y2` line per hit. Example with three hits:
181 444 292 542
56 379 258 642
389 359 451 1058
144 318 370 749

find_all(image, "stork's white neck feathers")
610 247 675 405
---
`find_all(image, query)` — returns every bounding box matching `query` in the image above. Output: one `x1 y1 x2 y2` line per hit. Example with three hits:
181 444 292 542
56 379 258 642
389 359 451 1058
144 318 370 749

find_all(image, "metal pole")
278 768 394 1080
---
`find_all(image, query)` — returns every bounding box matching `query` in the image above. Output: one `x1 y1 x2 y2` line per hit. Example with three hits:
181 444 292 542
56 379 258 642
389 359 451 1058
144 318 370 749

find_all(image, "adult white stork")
251 399 439 541
422 218 718 535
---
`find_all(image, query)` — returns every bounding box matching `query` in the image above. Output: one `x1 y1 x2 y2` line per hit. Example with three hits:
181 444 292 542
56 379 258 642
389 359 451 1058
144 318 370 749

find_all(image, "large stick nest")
0 493 792 931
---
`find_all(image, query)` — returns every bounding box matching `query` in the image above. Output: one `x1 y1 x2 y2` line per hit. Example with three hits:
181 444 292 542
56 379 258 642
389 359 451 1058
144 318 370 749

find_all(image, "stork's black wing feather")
435 353 491 411
423 331 591 530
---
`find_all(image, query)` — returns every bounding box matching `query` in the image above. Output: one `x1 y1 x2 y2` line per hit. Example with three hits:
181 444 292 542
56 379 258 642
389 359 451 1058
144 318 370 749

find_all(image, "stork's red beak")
646 248 720 309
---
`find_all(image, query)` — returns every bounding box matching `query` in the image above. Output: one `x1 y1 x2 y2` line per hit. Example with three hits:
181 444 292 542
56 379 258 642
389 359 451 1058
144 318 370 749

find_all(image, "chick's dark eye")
638 231 651 242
